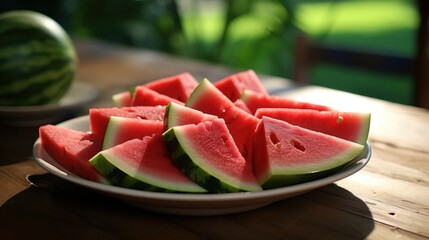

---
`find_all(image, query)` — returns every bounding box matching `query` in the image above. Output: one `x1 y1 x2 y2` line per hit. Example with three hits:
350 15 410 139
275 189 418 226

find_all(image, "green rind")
162 127 261 193
164 102 178 130
261 144 365 189
356 113 371 145
90 149 206 193
111 91 132 107
184 78 208 107
102 117 121 150
89 152 168 192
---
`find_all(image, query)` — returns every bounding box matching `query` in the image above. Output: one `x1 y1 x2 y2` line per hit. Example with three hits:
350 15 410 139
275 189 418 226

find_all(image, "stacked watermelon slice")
38 70 370 193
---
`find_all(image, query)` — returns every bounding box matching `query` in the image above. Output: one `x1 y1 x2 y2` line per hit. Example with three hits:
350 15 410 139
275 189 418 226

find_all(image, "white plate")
0 81 98 126
33 115 371 216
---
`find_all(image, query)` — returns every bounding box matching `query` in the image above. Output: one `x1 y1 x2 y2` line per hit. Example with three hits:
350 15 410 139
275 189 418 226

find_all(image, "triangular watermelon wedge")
255 108 371 145
186 79 259 168
163 119 262 193
89 134 207 193
112 73 197 107
214 70 268 101
131 86 184 106
253 117 364 189
241 90 333 114
39 125 105 182
144 72 198 102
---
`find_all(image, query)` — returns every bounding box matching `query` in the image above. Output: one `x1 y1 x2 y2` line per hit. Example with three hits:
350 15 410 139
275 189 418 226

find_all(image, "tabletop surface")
1 40 428 240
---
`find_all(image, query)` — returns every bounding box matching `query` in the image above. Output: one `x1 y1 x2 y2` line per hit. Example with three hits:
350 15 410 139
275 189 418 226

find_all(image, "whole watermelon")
0 10 77 106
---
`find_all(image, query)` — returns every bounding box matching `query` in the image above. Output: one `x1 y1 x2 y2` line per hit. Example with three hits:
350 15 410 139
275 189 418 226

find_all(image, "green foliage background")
0 0 418 105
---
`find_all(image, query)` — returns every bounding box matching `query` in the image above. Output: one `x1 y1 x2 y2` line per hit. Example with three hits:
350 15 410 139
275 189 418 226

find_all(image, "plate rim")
33 115 371 205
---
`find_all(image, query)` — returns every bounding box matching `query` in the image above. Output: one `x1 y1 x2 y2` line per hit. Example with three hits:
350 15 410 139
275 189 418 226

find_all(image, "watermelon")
102 116 164 149
186 79 259 166
214 70 268 101
163 119 262 193
131 86 184 106
39 125 105 182
253 117 364 189
164 102 218 130
89 106 165 138
89 135 207 193
112 91 132 107
240 90 333 114
255 108 371 145
144 72 198 102
0 10 77 106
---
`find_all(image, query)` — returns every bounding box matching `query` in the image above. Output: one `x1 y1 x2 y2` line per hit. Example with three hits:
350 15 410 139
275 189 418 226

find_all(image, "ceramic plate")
33 115 371 216
0 81 98 126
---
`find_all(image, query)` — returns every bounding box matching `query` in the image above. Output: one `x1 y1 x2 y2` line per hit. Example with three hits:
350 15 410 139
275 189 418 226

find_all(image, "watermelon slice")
186 79 259 167
214 70 268 101
241 90 333 114
255 108 371 145
89 106 165 138
253 117 364 189
103 116 164 149
39 125 105 182
144 72 198 102
89 135 207 193
164 102 218 130
163 119 262 193
131 86 184 106
112 90 132 107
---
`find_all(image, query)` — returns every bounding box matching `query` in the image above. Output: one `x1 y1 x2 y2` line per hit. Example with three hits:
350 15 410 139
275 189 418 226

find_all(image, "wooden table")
1 40 428 239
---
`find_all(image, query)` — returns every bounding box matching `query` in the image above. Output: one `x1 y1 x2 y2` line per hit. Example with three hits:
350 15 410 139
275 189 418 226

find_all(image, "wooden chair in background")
293 1 428 109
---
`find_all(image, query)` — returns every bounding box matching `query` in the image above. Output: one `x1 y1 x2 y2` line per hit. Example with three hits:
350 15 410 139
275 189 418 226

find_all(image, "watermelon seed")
241 146 248 159
336 116 344 124
221 135 229 145
290 139 305 152
269 132 280 145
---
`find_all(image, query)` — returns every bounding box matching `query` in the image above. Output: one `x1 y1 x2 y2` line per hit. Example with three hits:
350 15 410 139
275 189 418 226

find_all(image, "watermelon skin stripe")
0 62 73 105
0 49 73 82
163 127 250 193
0 55 73 87
0 26 62 48
1 67 72 96
0 74 72 105
0 40 71 60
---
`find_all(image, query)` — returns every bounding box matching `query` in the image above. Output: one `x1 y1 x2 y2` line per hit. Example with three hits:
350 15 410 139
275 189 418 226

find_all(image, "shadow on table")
0 173 374 239
0 125 39 166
